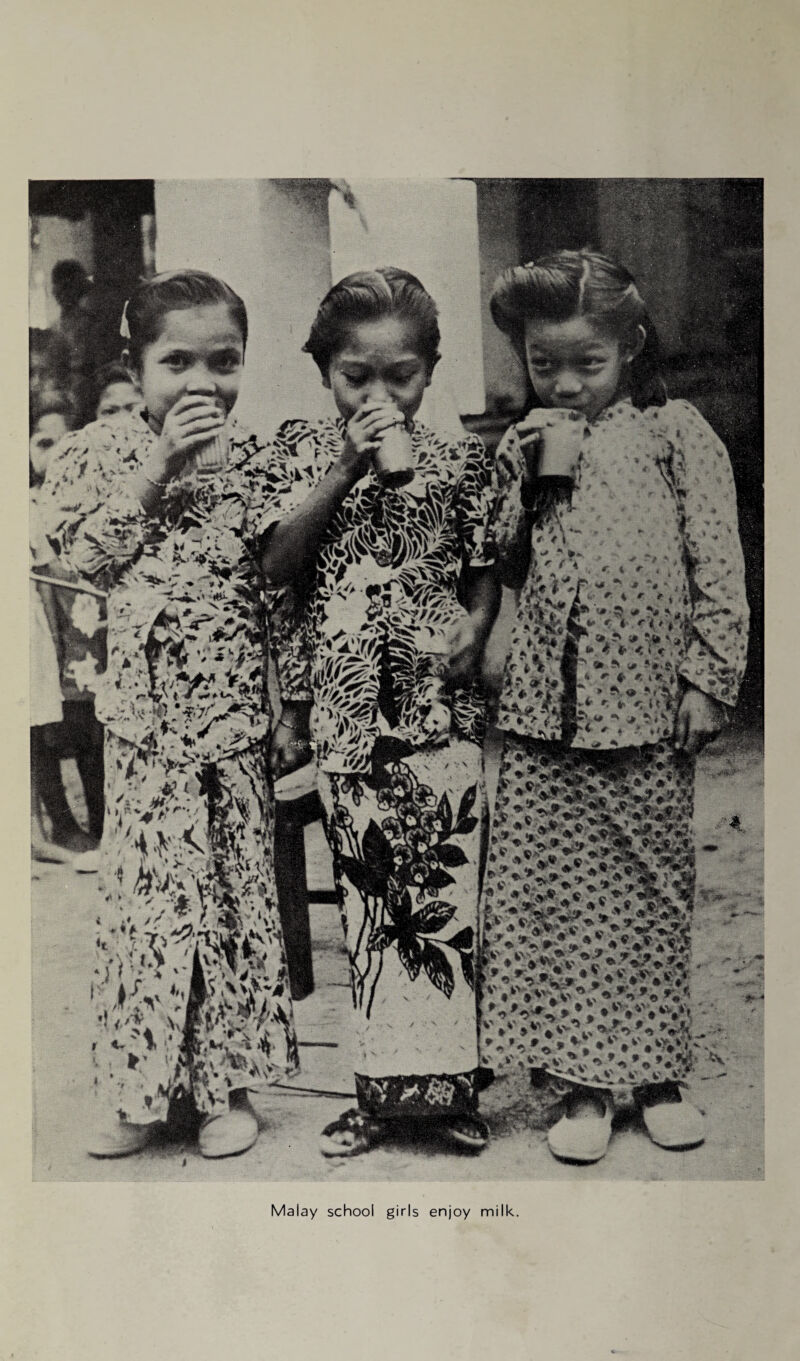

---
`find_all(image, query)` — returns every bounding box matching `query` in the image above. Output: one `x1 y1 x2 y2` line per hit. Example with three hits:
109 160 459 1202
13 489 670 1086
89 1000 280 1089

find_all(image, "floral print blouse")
42 413 294 762
492 398 749 749
270 417 497 774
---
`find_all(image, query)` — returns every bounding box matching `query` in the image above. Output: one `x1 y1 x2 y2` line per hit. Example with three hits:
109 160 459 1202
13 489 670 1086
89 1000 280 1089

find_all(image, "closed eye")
212 353 242 373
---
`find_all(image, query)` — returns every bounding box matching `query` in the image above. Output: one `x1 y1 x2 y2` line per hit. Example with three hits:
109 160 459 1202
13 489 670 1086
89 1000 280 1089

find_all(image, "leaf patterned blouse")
270 417 497 775
492 398 750 748
42 413 295 762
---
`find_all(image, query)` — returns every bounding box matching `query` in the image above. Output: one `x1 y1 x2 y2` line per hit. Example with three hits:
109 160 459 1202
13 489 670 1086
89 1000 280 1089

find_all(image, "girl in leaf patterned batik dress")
263 268 501 1157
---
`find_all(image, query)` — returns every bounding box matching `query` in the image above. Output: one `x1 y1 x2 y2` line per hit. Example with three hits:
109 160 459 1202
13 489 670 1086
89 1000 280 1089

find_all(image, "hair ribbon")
119 300 131 340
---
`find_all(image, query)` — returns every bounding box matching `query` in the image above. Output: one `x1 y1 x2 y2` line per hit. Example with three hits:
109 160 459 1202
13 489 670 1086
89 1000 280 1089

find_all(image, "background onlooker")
29 394 106 863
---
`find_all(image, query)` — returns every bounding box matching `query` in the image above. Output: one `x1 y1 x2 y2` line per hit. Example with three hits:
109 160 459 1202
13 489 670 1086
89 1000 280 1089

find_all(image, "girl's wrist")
337 445 364 486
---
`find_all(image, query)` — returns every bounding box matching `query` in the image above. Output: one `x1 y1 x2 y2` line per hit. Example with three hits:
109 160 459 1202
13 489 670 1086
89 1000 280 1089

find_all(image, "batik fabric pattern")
42 413 299 1119
319 735 486 1118
269 416 497 773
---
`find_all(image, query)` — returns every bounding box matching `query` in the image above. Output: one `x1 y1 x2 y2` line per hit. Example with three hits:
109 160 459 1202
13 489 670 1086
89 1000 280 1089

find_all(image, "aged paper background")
3 1 797 1357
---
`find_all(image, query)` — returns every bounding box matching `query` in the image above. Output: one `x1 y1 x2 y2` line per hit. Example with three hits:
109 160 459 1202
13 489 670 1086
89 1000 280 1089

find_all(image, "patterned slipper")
438 1113 490 1152
319 1108 387 1158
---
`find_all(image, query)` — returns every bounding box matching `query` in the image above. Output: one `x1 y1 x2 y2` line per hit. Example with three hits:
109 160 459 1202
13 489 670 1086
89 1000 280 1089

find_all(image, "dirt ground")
31 723 763 1183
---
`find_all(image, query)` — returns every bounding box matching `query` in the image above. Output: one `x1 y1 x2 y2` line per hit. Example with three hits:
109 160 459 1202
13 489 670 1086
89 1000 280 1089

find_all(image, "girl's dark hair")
490 248 667 408
303 266 441 376
93 360 139 406
123 269 248 367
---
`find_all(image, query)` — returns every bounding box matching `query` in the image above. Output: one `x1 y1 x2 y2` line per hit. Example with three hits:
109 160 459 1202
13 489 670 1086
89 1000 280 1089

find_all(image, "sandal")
438 1113 490 1152
319 1107 387 1158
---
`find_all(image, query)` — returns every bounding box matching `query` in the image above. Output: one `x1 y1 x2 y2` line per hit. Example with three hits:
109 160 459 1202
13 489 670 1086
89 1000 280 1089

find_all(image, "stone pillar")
153 178 332 435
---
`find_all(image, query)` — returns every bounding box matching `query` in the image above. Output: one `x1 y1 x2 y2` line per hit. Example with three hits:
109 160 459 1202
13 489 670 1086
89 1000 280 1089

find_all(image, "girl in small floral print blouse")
43 270 299 1161
479 249 749 1165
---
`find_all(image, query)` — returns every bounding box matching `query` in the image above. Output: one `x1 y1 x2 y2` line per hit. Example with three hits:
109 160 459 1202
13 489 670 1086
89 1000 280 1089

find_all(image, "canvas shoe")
198 1092 259 1158
87 1119 156 1158
547 1087 614 1164
636 1083 705 1149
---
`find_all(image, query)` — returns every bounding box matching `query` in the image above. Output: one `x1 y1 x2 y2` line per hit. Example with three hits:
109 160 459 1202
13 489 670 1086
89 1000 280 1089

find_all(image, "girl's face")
30 412 69 482
132 304 245 433
524 315 641 421
96 379 143 420
325 316 432 424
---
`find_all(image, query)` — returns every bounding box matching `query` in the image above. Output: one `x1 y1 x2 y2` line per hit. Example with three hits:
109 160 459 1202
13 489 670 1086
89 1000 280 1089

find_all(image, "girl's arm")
667 402 750 753
43 432 153 589
446 434 502 685
265 582 315 778
42 399 223 587
669 401 750 707
261 457 362 586
490 427 534 589
446 565 502 687
261 404 398 586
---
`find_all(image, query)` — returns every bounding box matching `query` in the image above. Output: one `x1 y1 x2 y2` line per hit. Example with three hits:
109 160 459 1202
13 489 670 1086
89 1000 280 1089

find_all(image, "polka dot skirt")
478 736 696 1087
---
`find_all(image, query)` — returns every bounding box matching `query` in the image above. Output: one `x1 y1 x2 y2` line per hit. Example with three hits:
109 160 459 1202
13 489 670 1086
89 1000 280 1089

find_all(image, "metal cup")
532 410 585 482
373 422 415 489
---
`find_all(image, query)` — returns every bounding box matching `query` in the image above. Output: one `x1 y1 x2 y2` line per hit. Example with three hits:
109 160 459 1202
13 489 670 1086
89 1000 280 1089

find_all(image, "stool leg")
274 802 315 1001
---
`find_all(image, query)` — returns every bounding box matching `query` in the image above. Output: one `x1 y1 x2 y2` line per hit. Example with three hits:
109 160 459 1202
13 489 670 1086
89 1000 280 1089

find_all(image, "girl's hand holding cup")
146 394 227 485
515 408 586 488
341 401 408 485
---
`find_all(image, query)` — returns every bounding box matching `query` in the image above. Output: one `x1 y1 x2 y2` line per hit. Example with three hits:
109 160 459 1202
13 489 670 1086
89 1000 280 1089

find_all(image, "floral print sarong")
318 734 486 1119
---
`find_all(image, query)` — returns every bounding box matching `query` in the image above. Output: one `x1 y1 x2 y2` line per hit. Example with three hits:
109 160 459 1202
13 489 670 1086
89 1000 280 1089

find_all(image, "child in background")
43 269 298 1159
30 396 100 860
479 249 749 1164
30 434 69 863
93 361 143 420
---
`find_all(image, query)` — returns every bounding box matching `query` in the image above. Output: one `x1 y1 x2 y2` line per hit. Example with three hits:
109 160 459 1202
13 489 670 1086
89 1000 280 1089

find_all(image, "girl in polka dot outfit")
479 249 749 1164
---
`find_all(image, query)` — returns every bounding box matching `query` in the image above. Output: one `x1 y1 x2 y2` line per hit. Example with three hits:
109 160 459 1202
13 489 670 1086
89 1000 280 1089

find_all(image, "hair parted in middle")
490 248 667 408
303 266 441 377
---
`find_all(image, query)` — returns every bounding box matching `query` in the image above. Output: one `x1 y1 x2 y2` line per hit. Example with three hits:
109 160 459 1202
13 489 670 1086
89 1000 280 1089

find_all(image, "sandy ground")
31 724 763 1183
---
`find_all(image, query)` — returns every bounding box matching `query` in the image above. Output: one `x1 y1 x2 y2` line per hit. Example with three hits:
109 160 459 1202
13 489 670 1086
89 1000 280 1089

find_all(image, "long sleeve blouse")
269 416 497 774
42 413 299 760
493 398 749 749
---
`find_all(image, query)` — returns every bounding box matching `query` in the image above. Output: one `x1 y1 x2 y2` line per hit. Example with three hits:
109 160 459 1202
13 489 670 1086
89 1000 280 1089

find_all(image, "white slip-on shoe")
636 1083 705 1149
87 1119 156 1158
198 1097 259 1158
73 849 100 873
547 1088 614 1164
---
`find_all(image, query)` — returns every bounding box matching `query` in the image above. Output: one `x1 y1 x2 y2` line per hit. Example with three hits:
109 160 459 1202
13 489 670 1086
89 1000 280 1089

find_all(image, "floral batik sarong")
318 735 487 1119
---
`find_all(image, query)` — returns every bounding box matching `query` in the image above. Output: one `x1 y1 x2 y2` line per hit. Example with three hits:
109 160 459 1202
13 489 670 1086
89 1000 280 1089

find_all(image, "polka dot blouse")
492 398 749 749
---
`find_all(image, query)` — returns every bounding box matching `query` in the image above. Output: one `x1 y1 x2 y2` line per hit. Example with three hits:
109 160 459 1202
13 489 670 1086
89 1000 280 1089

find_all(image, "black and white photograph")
28 176 764 1184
